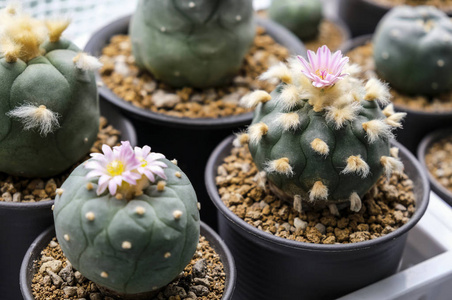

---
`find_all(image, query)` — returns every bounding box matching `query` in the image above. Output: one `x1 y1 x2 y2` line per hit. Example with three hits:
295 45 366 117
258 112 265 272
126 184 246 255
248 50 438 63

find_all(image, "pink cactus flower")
85 141 142 196
134 146 168 182
298 45 349 88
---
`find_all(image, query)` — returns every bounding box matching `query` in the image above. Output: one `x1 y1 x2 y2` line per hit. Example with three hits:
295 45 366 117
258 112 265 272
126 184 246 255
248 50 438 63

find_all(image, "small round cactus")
373 5 452 96
268 0 323 41
53 142 200 294
129 0 255 88
239 46 405 214
0 7 102 177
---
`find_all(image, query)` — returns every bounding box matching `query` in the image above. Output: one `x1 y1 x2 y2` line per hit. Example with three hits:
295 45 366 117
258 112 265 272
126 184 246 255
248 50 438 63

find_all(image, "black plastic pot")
338 0 452 37
418 127 452 207
205 136 429 300
20 221 236 300
0 100 137 300
340 35 452 154
84 15 306 229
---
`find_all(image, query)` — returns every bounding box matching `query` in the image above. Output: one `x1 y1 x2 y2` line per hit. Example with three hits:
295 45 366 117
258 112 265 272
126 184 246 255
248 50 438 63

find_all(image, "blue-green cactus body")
0 39 99 177
249 84 390 207
129 0 255 88
373 5 452 96
53 158 200 294
268 0 323 41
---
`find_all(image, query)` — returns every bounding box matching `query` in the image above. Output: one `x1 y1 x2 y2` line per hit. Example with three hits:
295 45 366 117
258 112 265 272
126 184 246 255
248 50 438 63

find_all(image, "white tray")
339 193 452 300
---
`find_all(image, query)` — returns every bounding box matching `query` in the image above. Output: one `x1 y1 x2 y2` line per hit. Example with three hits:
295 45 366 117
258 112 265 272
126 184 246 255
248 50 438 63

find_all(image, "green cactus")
129 0 255 88
0 9 100 177
373 5 452 96
54 143 200 294
239 46 405 214
268 0 323 41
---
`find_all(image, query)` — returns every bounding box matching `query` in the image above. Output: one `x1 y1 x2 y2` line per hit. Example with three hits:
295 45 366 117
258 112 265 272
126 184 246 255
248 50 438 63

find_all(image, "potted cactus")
267 0 350 50
20 142 236 300
205 46 429 299
0 6 136 300
341 5 452 152
338 0 452 37
84 0 305 228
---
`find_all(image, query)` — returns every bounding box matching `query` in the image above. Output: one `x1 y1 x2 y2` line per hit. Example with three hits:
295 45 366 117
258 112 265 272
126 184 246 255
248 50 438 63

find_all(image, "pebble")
40 260 62 273
63 286 77 296
152 90 182 108
294 218 308 230
2 192 12 202
191 285 209 297
192 259 207 278
315 223 326 235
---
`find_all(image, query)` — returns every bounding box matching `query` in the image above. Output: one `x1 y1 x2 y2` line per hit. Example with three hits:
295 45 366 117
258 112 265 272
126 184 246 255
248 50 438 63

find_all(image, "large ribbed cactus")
0 7 101 177
373 5 452 96
129 0 255 88
268 0 323 41
54 142 200 295
239 46 405 214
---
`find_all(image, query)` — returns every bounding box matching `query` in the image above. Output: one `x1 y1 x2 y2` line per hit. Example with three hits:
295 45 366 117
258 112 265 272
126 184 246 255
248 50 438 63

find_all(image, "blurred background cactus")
373 5 452 96
0 6 101 177
54 142 200 295
129 0 256 88
268 0 323 41
238 46 405 214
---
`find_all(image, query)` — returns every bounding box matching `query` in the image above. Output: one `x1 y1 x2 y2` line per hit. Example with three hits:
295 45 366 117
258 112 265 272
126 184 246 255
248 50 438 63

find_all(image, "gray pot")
20 222 236 300
84 15 306 229
338 0 452 37
340 34 452 154
0 101 137 300
418 127 452 207
205 135 429 300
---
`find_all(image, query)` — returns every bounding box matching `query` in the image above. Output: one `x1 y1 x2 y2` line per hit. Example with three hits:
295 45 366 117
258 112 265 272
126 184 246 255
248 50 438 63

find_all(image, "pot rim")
84 15 306 130
340 34 452 117
205 135 430 252
0 102 137 209
417 127 452 205
361 0 452 14
20 221 236 300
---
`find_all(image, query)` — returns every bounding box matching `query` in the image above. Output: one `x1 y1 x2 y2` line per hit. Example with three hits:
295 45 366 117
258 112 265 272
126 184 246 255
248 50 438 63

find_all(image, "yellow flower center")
137 156 147 167
107 160 125 176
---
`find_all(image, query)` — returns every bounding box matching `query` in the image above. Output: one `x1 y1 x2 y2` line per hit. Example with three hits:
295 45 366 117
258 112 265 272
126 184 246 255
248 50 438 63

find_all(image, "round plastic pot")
0 100 137 300
340 35 452 154
20 221 236 300
84 15 306 229
418 127 452 206
338 0 452 37
205 135 429 300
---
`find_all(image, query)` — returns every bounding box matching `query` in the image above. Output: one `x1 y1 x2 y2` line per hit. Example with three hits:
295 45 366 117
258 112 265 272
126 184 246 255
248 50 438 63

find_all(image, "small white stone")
294 217 307 230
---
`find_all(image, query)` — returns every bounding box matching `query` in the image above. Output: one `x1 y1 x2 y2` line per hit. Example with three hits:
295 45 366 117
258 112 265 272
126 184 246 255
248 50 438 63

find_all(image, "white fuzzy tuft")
240 90 271 109
265 157 293 176
390 147 399 158
309 181 328 202
73 52 103 71
380 156 404 178
344 63 362 77
349 192 362 212
7 104 59 136
258 62 293 84
248 122 268 145
0 37 21 63
385 112 406 128
277 84 301 111
362 119 394 143
310 138 329 155
325 100 362 129
364 78 391 105
382 104 395 117
232 132 249 147
341 155 370 178
275 112 300 131
253 171 267 190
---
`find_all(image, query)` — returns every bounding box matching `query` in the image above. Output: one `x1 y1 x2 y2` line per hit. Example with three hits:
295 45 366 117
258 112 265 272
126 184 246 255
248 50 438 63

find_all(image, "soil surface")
0 117 121 203
216 145 416 244
370 0 452 11
100 27 290 119
347 42 452 112
31 235 225 300
425 136 452 193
